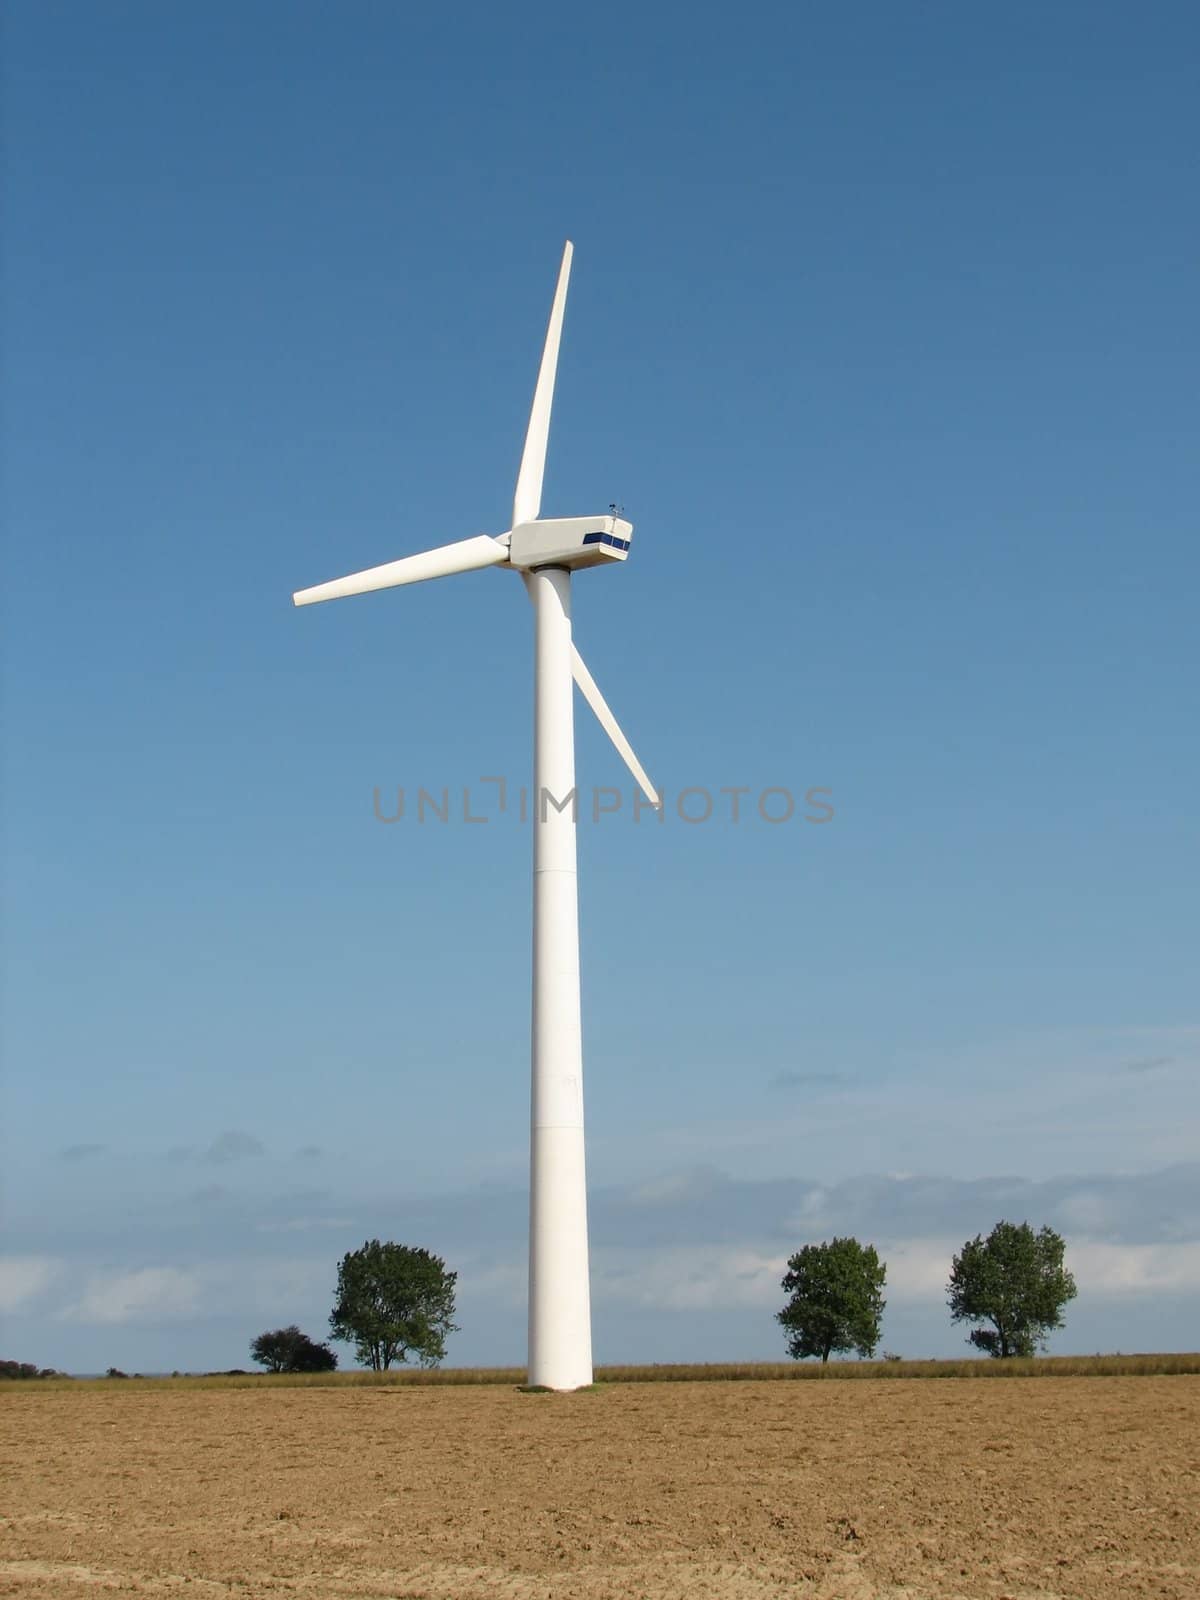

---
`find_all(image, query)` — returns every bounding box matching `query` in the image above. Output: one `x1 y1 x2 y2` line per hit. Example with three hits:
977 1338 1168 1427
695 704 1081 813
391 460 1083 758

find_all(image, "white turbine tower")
293 242 658 1391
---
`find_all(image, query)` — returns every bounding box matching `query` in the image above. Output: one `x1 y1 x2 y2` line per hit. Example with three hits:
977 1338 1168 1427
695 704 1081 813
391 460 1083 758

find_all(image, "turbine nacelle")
506 514 633 572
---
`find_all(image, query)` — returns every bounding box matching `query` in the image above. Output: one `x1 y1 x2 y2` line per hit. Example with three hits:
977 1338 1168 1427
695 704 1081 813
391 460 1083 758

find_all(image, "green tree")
0 1360 65 1380
330 1240 458 1370
948 1221 1077 1358
777 1237 887 1362
250 1325 338 1373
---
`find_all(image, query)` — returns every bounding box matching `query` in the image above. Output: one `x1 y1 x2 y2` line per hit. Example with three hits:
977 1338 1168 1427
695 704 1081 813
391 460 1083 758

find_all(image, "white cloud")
594 1246 788 1311
12 1152 1200 1368
1057 1188 1120 1232
791 1185 831 1224
0 1256 62 1313
1071 1241 1200 1296
879 1239 956 1301
460 1259 526 1308
60 1267 204 1325
54 1256 333 1327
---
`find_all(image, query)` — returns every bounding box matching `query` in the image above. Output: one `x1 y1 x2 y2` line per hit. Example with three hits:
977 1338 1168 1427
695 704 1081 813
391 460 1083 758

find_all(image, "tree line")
249 1240 459 1373
2 1222 1077 1378
778 1222 1077 1363
242 1219 1076 1374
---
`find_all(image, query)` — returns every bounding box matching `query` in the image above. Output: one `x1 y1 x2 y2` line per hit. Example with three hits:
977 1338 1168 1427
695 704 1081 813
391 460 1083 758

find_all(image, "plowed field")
2 1377 1197 1598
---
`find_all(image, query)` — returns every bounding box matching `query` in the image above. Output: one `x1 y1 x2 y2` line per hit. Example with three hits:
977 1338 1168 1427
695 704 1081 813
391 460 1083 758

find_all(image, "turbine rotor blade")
512 241 573 528
292 535 508 607
571 643 660 808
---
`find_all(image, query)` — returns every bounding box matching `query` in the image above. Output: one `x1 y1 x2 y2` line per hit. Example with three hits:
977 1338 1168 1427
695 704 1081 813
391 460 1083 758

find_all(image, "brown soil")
2 1378 1197 1598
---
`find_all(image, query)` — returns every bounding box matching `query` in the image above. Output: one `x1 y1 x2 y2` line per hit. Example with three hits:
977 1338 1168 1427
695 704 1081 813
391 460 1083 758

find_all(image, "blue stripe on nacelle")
582 531 631 551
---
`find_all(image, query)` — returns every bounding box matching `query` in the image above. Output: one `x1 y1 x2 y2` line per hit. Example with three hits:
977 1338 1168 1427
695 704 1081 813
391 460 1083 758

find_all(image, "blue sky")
2 1 1197 1372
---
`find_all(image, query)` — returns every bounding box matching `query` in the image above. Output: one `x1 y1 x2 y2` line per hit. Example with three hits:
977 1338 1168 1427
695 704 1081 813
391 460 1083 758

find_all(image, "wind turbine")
293 242 658 1391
